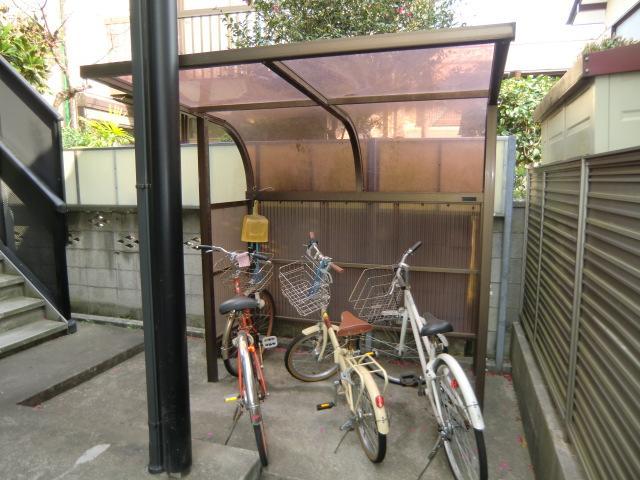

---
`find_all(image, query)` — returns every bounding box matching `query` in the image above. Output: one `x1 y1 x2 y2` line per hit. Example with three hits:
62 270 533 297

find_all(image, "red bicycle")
194 243 276 466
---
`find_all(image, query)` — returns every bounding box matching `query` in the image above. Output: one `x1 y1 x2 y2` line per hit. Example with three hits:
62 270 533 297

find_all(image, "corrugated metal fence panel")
571 155 640 480
261 201 481 335
520 171 543 339
520 148 640 480
533 163 581 411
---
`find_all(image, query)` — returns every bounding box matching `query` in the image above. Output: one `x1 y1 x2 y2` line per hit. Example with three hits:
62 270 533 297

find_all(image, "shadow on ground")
0 326 533 479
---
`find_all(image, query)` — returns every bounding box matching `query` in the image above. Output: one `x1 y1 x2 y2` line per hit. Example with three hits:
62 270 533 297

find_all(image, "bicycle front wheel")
284 332 338 382
433 360 487 480
251 289 275 338
351 371 386 463
222 312 241 377
223 292 274 377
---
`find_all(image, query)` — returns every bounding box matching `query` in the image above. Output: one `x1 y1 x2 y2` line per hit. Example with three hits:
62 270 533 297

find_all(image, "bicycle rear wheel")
360 321 421 385
240 338 268 467
351 371 386 463
284 331 338 382
433 360 487 480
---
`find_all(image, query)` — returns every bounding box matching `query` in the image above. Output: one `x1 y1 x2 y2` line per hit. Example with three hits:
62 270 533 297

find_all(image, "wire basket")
279 258 332 316
349 267 401 323
214 252 273 294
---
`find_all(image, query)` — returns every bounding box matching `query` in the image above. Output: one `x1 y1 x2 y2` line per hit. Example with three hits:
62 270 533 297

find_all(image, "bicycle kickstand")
417 432 445 480
333 417 355 454
224 403 244 446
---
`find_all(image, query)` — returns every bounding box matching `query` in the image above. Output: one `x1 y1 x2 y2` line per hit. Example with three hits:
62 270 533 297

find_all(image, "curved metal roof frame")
81 23 515 194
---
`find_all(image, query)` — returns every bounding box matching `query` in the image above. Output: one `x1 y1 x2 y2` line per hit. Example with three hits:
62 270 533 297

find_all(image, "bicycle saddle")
420 312 453 336
337 311 373 337
219 295 259 314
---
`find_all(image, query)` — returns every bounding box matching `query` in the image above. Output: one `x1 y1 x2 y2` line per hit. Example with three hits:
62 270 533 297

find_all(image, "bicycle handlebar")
252 251 270 261
408 241 422 255
393 240 424 287
186 242 269 263
305 232 343 274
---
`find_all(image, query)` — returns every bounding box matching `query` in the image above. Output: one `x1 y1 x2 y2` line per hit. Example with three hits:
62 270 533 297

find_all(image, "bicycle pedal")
316 402 335 411
400 374 419 387
260 335 278 349
224 394 239 403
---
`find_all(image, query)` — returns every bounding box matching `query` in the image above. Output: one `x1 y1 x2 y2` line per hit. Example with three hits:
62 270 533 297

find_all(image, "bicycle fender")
301 324 321 336
432 353 485 430
353 365 390 435
301 324 339 336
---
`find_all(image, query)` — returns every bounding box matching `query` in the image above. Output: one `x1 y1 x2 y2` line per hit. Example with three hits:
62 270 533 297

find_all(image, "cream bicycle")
279 233 389 463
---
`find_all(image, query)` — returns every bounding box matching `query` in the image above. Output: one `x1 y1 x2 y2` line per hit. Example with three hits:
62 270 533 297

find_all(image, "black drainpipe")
130 0 192 474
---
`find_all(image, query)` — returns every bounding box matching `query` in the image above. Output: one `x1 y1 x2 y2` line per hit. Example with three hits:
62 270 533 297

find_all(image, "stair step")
0 319 67 356
0 274 25 301
0 297 46 332
0 274 23 288
0 296 44 318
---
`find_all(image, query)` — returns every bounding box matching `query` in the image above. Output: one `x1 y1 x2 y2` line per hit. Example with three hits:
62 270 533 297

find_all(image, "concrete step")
0 273 25 300
0 323 143 406
0 319 66 357
0 296 46 332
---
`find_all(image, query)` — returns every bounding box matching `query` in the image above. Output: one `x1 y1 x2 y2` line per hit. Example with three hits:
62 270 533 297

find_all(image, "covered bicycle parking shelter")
81 18 513 474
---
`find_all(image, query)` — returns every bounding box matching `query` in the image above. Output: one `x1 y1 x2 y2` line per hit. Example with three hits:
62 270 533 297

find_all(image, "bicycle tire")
284 332 338 382
433 360 487 480
351 370 386 463
222 290 275 377
240 335 269 467
360 323 421 385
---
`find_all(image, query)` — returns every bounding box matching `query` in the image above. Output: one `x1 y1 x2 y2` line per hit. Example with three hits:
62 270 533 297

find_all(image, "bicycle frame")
232 275 268 399
301 312 390 435
398 281 485 430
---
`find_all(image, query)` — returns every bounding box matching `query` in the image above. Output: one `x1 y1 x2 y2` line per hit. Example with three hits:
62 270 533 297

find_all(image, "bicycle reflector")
375 395 385 408
451 379 459 390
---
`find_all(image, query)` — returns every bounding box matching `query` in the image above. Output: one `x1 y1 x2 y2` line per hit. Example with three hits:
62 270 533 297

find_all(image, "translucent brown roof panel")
117 63 308 109
211 107 357 192
81 24 515 194
343 98 487 192
283 44 495 100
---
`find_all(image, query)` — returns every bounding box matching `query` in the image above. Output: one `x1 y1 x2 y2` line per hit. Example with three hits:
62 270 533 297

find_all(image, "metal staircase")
0 55 72 356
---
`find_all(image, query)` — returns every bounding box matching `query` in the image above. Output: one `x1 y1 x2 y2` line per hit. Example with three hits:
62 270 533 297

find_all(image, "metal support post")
197 117 219 382
565 158 588 425
532 172 547 346
495 136 516 371
475 104 497 405
130 0 192 474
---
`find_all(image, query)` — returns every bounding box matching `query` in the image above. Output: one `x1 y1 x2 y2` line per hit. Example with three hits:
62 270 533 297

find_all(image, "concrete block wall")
66 210 205 326
487 202 526 359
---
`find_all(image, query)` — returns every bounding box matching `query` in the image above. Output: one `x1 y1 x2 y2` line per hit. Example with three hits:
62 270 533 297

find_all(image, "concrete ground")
0 326 533 479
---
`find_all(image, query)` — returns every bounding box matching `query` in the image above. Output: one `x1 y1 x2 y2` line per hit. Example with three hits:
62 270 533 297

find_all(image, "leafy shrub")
582 36 638 54
62 118 134 149
226 0 458 47
0 7 50 92
498 75 559 199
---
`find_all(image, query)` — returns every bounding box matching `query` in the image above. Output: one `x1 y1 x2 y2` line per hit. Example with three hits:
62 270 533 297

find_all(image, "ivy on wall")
497 75 559 199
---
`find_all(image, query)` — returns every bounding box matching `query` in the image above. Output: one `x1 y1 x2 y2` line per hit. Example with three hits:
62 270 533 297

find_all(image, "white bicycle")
350 242 487 479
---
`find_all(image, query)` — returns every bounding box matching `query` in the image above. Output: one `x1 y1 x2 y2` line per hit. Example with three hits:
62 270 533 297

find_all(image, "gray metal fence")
520 147 640 480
